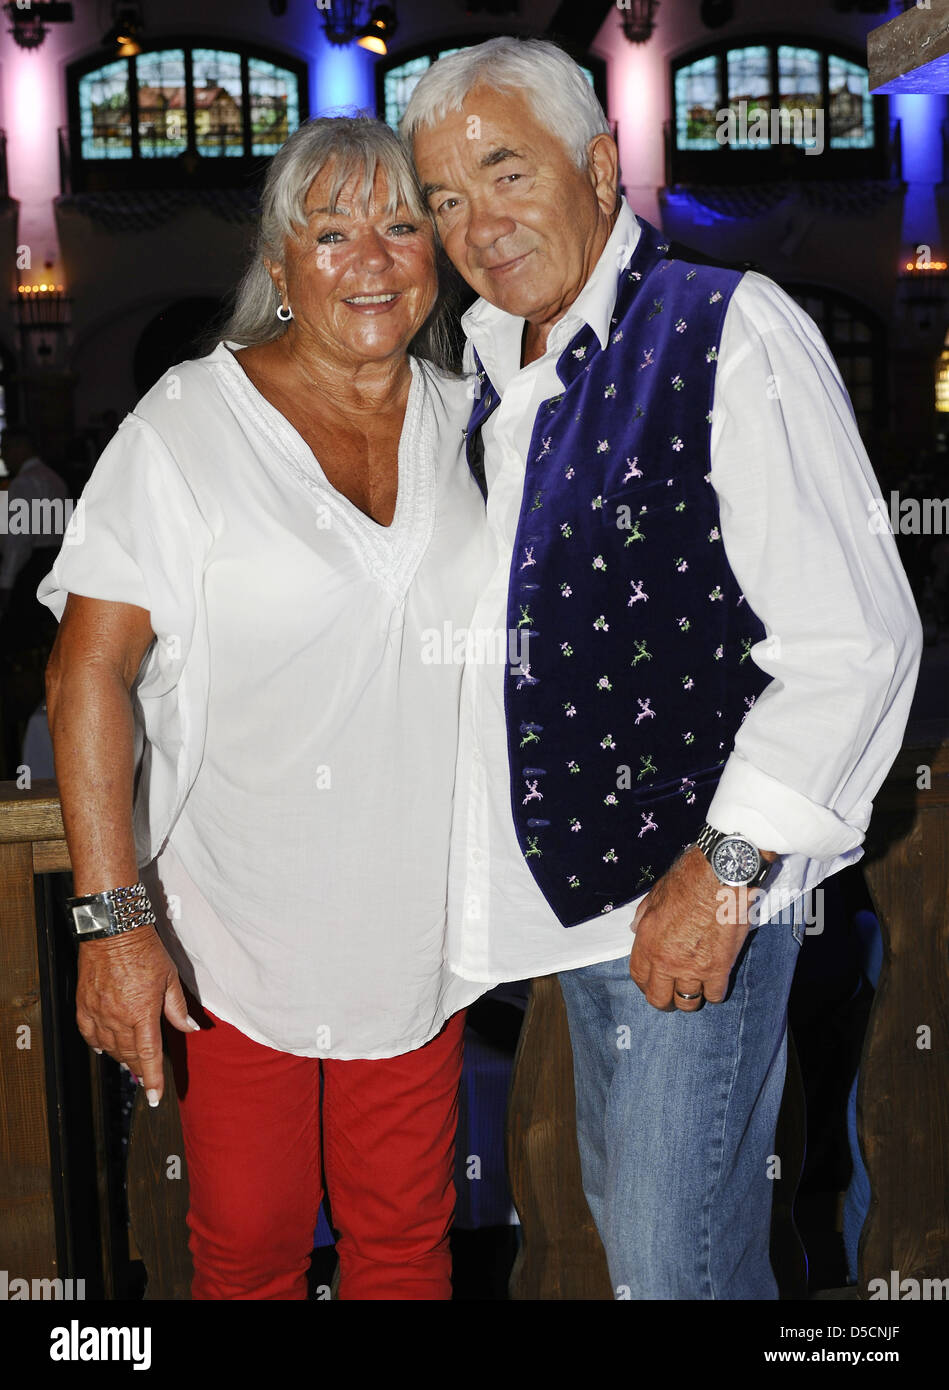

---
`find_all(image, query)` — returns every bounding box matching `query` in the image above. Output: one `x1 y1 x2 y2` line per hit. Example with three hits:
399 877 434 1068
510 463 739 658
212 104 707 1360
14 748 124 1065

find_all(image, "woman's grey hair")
400 37 612 170
217 114 459 369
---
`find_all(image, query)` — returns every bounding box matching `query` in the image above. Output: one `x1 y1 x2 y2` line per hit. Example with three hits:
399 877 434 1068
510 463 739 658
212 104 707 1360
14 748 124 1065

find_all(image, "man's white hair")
400 36 612 170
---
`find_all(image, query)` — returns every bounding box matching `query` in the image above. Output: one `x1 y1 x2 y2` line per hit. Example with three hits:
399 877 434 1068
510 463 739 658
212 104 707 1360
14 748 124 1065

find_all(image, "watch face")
711 837 761 886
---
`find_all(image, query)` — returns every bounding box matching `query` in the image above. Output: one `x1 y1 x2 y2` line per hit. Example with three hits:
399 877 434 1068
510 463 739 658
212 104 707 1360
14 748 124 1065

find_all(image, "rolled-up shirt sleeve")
704 273 922 861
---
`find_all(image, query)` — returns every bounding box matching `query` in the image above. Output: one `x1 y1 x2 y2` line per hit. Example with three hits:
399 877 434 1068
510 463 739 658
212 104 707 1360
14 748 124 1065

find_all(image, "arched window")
67 39 307 191
377 43 607 131
670 37 885 183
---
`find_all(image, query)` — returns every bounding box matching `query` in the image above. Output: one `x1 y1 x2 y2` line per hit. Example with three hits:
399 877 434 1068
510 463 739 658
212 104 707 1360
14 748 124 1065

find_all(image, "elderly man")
404 37 921 1299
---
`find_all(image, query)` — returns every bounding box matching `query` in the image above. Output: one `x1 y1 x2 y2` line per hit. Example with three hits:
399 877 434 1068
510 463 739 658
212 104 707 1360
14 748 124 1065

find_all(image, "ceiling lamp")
319 0 398 54
102 2 144 58
4 1 73 50
618 0 660 45
357 5 397 55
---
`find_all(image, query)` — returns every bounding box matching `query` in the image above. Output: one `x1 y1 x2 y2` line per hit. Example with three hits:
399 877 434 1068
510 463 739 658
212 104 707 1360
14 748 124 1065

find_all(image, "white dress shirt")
40 344 495 1058
446 200 922 985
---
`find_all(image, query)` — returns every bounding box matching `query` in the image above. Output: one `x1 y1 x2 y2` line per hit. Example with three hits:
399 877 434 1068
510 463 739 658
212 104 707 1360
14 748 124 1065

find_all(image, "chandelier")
618 0 660 45
318 0 398 55
4 1 73 50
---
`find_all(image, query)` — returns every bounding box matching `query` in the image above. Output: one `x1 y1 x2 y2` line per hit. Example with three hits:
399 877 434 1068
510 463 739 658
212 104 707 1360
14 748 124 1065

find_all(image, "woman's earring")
276 301 293 322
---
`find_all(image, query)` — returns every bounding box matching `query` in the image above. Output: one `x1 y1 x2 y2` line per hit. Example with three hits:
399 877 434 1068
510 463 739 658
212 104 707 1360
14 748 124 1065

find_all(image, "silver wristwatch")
694 823 772 889
66 882 157 941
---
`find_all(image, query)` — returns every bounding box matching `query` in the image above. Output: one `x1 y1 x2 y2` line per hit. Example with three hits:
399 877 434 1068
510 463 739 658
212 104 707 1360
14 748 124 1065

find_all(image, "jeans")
558 900 805 1299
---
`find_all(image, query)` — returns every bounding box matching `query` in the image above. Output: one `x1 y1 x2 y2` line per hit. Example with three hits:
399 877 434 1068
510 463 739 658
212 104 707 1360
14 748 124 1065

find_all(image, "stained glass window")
777 46 822 150
829 55 874 150
78 59 131 159
675 55 720 149
137 49 188 159
193 49 245 157
249 57 299 156
73 43 304 175
726 46 770 150
383 55 431 130
673 41 876 160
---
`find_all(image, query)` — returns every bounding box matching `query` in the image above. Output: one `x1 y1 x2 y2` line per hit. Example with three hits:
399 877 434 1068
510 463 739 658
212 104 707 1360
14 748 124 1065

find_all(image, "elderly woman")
40 116 491 1301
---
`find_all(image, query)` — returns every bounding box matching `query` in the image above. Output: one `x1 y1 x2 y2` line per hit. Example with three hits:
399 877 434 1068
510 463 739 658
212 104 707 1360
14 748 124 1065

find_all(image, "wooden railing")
2 731 947 1298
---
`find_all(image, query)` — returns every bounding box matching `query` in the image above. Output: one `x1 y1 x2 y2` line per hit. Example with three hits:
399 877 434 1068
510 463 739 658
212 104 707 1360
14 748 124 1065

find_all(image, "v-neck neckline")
213 341 437 600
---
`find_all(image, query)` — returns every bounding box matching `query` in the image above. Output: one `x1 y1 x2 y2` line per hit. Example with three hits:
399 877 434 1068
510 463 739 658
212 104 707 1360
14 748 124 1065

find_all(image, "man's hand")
76 925 197 1104
628 846 762 1012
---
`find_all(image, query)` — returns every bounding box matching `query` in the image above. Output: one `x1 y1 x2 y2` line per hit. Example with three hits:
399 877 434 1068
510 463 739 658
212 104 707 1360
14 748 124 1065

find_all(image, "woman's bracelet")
66 882 157 942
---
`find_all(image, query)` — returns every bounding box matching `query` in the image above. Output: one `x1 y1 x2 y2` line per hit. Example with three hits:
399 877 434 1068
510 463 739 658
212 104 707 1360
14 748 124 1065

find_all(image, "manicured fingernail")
93 1048 103 1055
186 1015 201 1031
146 1089 160 1108
119 1062 129 1072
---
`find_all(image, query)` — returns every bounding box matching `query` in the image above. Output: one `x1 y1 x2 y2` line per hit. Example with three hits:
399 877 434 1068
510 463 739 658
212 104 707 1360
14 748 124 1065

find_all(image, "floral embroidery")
592 555 607 571
593 615 609 632
671 374 684 391
670 435 683 451
675 318 687 333
597 675 613 691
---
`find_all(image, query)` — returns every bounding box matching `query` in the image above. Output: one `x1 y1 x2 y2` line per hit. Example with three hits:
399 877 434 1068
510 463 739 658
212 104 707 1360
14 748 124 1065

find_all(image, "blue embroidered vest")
464 221 772 928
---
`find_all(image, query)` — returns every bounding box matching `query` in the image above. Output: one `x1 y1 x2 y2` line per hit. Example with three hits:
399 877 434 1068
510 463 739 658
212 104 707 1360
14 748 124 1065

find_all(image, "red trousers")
167 1008 466 1300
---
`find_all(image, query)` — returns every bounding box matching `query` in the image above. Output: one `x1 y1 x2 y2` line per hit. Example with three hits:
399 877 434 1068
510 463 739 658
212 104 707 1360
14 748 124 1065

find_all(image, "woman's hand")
77 925 197 1105
47 593 198 1104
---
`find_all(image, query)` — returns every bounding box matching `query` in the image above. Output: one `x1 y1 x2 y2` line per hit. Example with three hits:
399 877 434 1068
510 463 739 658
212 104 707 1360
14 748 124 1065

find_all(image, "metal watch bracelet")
66 882 157 942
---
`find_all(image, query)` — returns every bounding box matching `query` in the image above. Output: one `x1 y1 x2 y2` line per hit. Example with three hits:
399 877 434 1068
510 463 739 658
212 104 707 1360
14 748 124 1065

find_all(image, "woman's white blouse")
40 343 494 1058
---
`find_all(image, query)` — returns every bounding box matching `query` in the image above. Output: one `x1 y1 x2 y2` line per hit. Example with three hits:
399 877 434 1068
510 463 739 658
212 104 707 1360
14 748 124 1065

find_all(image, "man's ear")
586 133 619 217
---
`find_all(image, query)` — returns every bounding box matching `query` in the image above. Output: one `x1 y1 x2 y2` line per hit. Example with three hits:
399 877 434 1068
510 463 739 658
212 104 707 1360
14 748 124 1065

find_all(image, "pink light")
6 43 64 280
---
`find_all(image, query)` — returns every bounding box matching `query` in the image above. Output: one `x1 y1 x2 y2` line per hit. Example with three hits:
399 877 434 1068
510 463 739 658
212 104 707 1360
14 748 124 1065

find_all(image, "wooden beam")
868 0 949 94
0 780 65 844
